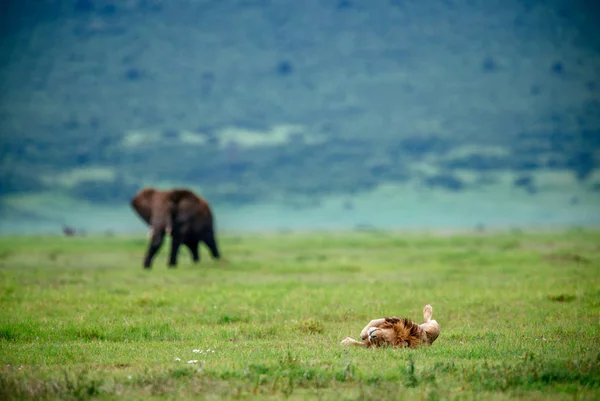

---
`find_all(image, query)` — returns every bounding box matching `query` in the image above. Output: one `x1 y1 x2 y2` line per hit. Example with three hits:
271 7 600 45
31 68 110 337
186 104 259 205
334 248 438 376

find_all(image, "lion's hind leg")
423 304 433 323
420 305 440 345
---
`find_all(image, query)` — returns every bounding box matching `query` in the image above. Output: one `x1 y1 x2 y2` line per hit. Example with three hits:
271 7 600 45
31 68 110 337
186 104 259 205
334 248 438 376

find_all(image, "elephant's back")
176 195 214 234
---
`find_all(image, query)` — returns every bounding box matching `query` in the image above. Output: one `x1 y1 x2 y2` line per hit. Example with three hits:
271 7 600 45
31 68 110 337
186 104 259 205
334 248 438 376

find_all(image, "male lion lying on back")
341 305 440 348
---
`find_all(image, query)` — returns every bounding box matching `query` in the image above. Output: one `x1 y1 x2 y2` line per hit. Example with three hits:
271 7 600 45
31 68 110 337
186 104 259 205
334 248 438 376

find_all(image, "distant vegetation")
1 0 599 215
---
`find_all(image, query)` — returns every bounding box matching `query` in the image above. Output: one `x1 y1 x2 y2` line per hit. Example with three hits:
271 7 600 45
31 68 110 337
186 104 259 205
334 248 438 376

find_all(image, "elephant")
130 187 221 269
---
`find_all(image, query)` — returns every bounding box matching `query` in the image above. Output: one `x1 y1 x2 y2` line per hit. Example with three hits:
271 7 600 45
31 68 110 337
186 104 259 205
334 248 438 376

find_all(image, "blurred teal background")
0 0 599 234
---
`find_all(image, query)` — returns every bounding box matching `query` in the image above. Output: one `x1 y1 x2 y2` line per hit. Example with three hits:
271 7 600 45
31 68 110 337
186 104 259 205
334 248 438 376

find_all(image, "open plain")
0 229 599 400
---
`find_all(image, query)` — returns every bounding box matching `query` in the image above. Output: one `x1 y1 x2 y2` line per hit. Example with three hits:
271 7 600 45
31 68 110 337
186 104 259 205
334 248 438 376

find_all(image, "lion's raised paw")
423 304 433 322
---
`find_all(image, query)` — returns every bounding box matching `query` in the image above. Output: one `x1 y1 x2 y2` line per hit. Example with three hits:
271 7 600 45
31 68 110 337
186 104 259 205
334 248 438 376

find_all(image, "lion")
341 304 440 348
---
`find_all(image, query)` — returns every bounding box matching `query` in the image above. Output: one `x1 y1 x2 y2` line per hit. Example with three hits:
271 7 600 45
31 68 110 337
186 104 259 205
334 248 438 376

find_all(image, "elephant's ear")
130 188 154 225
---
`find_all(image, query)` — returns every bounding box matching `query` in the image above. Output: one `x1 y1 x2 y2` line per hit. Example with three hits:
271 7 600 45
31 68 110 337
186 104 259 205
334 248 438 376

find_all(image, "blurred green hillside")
0 0 599 232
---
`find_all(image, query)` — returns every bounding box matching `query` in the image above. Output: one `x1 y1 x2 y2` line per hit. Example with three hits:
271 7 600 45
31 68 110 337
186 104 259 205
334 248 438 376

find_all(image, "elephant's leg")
203 230 221 260
168 235 182 268
184 240 200 263
144 232 165 269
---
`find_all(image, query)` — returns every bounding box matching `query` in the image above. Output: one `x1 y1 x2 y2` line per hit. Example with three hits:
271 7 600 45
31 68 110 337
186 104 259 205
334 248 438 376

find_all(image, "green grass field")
0 229 599 400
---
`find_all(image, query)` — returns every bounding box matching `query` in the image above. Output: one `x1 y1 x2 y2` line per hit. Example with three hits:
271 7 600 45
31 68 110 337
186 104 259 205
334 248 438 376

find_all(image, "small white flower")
192 349 200 353
211 350 215 353
174 357 181 361
187 360 198 364
18 365 23 370
542 337 547 341
127 375 132 380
